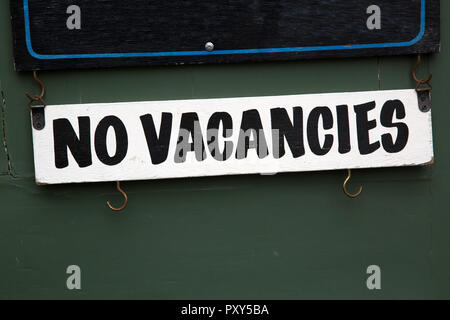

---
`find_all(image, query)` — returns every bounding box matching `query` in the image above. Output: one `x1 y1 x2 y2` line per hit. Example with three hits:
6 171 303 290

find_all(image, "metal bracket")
26 71 47 130
416 87 431 113
30 104 46 130
412 54 432 113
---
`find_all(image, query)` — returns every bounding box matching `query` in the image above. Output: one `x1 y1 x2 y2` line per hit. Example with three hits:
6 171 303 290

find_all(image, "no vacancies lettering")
31 90 433 184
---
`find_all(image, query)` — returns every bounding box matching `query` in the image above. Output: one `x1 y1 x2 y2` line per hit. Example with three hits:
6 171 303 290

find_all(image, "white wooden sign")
31 89 433 184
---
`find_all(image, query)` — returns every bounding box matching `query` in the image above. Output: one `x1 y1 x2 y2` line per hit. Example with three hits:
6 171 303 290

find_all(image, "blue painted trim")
24 0 426 60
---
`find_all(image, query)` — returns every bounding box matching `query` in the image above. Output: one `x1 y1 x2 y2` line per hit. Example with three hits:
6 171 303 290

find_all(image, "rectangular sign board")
31 89 433 184
11 0 440 71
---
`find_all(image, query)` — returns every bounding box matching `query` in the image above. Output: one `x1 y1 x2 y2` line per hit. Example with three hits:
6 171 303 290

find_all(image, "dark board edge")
10 0 441 72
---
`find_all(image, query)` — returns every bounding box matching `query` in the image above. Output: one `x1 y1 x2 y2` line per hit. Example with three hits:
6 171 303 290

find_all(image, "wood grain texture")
10 0 440 71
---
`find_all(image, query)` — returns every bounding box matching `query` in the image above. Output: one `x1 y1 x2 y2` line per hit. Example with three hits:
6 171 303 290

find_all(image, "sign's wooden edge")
34 160 435 186
10 0 441 71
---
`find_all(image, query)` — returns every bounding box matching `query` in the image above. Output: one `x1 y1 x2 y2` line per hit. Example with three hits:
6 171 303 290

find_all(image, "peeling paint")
377 57 382 90
0 80 16 177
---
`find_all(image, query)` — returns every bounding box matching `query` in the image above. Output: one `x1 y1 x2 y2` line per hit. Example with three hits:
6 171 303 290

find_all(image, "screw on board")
205 42 214 52
412 54 432 113
26 71 47 130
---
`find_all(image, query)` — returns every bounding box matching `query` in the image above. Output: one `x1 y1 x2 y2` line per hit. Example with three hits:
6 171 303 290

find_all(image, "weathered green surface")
0 103 7 174
0 76 9 174
0 2 449 299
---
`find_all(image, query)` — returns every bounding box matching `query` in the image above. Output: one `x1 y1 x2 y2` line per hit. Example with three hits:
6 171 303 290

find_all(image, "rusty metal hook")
107 181 128 211
412 54 432 89
25 71 46 104
343 169 362 198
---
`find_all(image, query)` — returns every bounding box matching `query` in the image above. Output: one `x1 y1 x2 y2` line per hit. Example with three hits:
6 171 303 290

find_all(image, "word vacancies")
31 90 433 184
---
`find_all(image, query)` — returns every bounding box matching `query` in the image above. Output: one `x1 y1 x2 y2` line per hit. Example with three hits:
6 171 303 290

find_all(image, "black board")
10 0 440 71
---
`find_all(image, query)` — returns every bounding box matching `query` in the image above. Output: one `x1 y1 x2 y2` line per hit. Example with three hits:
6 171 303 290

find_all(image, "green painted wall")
0 2 449 299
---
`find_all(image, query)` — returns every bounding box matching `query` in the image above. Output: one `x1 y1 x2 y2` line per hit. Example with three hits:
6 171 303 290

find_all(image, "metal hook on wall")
343 169 362 198
26 71 47 130
412 54 432 88
25 71 46 105
107 181 128 211
412 54 433 113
